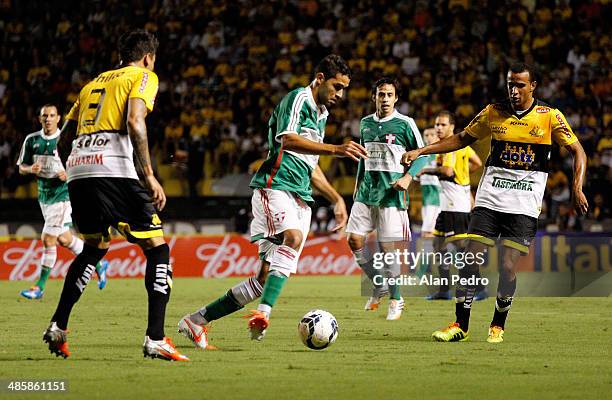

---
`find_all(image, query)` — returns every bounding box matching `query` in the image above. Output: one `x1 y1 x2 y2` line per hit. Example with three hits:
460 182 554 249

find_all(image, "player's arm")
565 141 588 215
402 131 476 166
18 163 41 175
16 138 41 176
551 108 588 215
468 150 482 172
311 164 347 232
281 134 368 161
57 119 77 165
127 97 166 211
417 164 454 179
393 119 427 190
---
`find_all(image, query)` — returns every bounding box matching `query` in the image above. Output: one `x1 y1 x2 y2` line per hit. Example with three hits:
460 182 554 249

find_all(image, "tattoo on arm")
127 99 153 177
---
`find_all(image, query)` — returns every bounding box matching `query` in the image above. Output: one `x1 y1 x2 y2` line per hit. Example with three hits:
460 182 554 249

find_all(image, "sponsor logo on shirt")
491 125 507 135
139 72 149 93
555 113 572 139
510 120 528 126
66 153 104 168
528 127 545 137
500 143 535 168
491 176 534 191
74 134 111 149
536 107 550 113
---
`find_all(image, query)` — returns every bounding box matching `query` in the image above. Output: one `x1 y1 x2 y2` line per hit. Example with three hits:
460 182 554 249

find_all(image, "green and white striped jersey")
16 129 69 204
250 86 328 203
355 110 427 209
419 154 441 206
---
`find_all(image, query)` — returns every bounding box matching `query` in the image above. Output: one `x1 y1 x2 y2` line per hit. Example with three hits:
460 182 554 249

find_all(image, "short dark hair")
315 54 351 80
118 30 158 64
508 62 538 83
436 110 455 125
39 104 59 114
372 77 401 97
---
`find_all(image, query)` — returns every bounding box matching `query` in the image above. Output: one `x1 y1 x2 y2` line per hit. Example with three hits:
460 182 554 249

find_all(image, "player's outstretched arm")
311 165 347 232
127 97 166 211
402 131 476 166
57 119 77 165
281 134 368 161
565 141 589 215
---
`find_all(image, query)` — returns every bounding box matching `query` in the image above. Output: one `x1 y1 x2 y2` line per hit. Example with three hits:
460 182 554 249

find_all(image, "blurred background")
0 0 609 234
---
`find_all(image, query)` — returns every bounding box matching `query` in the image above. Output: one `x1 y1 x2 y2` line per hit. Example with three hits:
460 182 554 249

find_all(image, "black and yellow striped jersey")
65 66 159 181
465 99 578 217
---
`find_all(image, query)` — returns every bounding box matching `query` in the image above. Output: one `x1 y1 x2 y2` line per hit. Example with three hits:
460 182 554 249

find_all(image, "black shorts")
68 177 163 243
467 206 537 254
433 211 470 240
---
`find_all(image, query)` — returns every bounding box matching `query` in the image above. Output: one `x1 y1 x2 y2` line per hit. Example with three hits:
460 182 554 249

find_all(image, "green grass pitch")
1 276 610 399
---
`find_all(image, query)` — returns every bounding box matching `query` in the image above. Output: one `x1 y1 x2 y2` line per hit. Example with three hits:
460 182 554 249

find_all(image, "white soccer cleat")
386 298 405 321
245 310 269 341
177 315 216 350
142 336 189 361
364 296 383 311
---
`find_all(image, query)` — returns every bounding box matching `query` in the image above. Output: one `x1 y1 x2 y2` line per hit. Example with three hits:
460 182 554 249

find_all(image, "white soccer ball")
297 309 339 350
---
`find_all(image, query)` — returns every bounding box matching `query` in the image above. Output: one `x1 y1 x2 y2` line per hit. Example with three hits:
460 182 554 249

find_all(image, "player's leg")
20 231 57 299
487 213 536 343
431 239 486 342
248 190 311 341
21 201 65 299
57 222 109 290
346 202 386 310
45 232 109 358
377 207 411 320
178 189 275 347
46 190 109 331
416 205 439 277
426 212 452 299
487 245 521 343
179 259 266 349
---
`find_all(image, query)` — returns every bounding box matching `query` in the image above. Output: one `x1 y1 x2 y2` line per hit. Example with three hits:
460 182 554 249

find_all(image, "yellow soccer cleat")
487 325 504 343
432 322 469 342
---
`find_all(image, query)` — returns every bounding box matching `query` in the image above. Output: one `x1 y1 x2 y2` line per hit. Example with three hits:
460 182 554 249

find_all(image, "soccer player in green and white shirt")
178 55 368 347
413 128 441 278
346 77 428 320
418 128 441 237
17 104 108 300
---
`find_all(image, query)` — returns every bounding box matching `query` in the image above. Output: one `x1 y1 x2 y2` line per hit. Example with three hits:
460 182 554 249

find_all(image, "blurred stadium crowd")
0 0 609 228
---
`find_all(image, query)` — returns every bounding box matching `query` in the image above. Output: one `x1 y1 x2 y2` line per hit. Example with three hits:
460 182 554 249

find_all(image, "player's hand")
572 189 588 215
57 170 67 181
392 174 412 191
144 175 167 211
334 141 368 162
31 163 42 175
401 150 421 166
331 198 348 232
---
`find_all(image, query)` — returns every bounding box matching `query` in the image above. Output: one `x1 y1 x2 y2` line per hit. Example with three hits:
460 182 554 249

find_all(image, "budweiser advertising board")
0 235 361 280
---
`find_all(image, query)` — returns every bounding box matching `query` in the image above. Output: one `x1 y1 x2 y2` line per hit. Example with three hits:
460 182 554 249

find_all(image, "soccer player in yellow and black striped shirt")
403 63 588 343
416 111 482 300
44 30 188 361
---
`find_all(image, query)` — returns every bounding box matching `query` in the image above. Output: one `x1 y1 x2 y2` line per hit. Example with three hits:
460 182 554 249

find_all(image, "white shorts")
40 201 72 236
250 188 311 270
421 205 441 233
346 202 411 242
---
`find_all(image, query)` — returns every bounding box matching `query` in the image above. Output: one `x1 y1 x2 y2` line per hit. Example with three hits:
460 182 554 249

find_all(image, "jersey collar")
511 98 537 120
307 81 329 121
39 128 61 140
372 109 397 122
